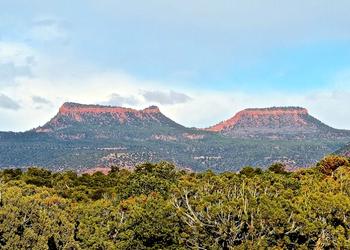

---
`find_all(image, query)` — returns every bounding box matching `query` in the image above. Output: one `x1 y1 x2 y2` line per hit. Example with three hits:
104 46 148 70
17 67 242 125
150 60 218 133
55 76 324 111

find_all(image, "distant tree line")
0 156 350 249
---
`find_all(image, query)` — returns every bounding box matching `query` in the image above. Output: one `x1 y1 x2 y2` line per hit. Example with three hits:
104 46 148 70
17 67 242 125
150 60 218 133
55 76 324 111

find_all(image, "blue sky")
1 0 350 131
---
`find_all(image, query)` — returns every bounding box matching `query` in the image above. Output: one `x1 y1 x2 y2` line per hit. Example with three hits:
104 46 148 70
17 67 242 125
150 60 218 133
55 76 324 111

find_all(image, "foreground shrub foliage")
0 157 350 249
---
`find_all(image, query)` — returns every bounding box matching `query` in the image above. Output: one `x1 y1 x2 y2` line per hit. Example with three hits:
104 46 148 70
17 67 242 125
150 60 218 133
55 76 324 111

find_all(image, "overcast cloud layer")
1 1 350 131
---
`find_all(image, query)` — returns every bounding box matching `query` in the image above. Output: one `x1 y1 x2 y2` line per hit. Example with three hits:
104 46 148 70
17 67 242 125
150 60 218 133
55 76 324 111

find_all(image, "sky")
1 0 350 131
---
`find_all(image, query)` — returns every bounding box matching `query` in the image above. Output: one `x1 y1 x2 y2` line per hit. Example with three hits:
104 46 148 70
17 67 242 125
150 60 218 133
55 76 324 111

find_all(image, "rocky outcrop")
34 102 187 141
207 107 347 139
55 102 161 123
35 102 173 131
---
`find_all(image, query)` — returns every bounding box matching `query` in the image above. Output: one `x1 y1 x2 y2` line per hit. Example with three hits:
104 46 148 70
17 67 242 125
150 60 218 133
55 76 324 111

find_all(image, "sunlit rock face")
207 107 348 139
53 102 162 125
34 102 187 140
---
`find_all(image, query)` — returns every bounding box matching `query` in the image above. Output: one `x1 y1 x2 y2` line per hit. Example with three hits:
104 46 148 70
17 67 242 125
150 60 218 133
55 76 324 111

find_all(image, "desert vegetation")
1 156 350 249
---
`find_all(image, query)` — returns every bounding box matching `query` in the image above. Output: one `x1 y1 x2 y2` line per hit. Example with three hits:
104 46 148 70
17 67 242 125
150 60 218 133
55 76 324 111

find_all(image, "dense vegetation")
1 130 348 172
1 156 350 249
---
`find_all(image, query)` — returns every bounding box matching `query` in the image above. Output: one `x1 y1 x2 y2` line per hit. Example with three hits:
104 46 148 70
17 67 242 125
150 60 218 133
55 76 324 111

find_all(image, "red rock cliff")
56 102 161 122
207 107 309 132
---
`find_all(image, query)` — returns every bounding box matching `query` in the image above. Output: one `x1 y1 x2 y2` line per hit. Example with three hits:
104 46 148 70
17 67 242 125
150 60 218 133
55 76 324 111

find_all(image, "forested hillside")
1 156 350 249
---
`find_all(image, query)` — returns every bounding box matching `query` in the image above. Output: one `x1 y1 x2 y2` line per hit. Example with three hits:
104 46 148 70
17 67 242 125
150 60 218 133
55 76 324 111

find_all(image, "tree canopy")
1 157 350 249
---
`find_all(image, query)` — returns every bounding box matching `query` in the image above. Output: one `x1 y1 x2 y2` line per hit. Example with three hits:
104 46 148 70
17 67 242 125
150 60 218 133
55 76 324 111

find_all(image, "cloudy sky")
1 0 350 131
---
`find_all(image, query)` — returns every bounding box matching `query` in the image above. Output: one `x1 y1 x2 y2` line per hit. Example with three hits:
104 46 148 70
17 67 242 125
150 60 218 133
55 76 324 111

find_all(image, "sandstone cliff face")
36 103 181 129
207 107 346 139
34 103 211 144
58 103 161 117
48 102 163 126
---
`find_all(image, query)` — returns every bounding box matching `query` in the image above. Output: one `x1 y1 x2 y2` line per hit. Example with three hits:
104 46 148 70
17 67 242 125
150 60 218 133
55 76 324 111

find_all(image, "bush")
268 162 288 174
317 155 349 176
239 166 262 177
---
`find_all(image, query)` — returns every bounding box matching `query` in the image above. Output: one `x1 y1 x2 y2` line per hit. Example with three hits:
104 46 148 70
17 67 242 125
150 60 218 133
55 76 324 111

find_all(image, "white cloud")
0 42 35 65
102 93 140 106
0 63 32 83
0 94 20 110
141 90 192 105
32 96 53 110
32 95 51 104
0 42 35 85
